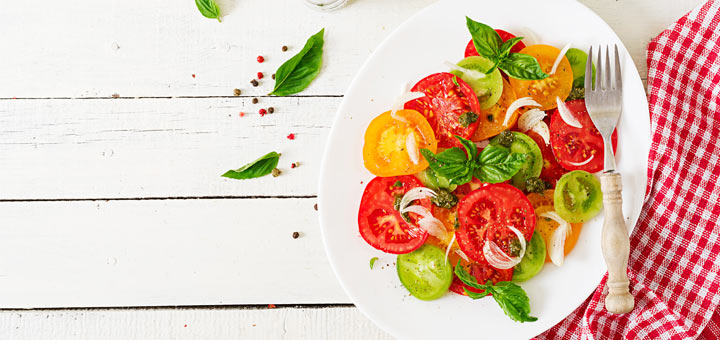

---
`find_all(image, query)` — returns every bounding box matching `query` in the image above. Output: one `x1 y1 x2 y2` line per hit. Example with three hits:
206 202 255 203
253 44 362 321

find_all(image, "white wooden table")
0 0 703 338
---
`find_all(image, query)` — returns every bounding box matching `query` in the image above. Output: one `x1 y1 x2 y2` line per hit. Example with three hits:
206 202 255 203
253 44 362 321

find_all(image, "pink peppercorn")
259 108 267 116
287 133 295 140
257 72 264 79
257 56 264 63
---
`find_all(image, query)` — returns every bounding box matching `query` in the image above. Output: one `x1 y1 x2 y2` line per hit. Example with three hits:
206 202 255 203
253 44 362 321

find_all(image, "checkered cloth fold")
537 1 720 338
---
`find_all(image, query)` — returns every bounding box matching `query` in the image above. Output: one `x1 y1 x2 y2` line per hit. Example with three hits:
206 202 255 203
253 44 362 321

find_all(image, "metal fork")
585 45 634 314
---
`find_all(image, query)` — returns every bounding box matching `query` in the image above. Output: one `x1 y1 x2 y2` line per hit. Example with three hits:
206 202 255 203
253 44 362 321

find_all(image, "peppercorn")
252 98 259 104
287 133 295 140
268 107 275 114
272 73 276 80
259 108 267 116
257 72 264 79
282 45 288 52
251 79 259 87
291 162 299 168
292 232 299 239
271 168 281 177
497 131 515 147
233 88 241 96
257 56 264 63
314 203 318 211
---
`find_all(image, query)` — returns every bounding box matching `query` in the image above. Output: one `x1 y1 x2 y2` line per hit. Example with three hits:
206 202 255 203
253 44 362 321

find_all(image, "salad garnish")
222 151 281 180
195 0 221 22
541 211 573 266
269 28 325 96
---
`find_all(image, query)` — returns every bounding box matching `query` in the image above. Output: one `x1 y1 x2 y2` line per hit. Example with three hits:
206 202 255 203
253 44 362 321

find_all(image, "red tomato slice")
404 73 482 148
527 128 567 187
549 99 618 173
449 262 513 295
455 183 535 263
464 29 526 58
358 176 430 254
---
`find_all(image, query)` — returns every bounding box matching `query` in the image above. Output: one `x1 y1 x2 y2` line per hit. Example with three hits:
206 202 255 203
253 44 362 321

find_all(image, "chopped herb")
497 131 515 148
393 180 403 187
431 188 458 209
393 194 403 211
458 111 479 128
567 87 585 101
525 177 546 194
452 75 460 87
487 114 494 122
454 215 460 229
369 257 378 269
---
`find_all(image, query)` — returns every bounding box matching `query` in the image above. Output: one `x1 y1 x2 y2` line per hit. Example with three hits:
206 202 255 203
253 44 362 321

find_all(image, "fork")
585 45 634 314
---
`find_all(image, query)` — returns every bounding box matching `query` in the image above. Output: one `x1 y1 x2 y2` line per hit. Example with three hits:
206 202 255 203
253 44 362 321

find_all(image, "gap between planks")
0 303 354 312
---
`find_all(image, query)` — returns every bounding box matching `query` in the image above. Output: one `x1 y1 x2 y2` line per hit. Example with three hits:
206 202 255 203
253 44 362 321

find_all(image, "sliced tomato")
464 29 526 58
453 177 487 197
527 190 583 262
363 109 437 177
405 73 482 148
527 128 567 187
549 99 618 173
358 176 431 254
509 45 574 110
472 77 518 141
455 183 535 263
449 261 513 295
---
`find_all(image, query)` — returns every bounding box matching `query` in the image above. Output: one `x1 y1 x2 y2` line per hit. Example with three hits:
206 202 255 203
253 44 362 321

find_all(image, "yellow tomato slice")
472 78 517 141
509 45 574 110
363 109 437 177
527 190 582 262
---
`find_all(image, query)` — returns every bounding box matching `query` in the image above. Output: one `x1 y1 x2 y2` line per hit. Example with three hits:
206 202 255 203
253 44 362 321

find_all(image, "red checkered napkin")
536 1 720 339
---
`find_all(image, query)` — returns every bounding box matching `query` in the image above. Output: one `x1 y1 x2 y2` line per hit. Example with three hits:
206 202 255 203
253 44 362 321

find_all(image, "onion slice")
504 97 541 127
391 82 425 122
530 121 550 145
400 204 432 219
406 132 420 165
483 225 527 270
455 249 470 262
444 233 457 264
401 204 449 241
550 43 572 75
518 27 539 46
540 211 573 266
398 187 436 211
556 97 583 128
518 108 546 132
443 61 486 79
567 154 594 167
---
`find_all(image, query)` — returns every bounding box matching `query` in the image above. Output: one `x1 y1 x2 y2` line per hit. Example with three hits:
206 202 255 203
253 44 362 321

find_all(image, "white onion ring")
530 121 550 145
504 97 541 127
390 82 425 122
518 108 546 132
556 97 583 128
483 225 527 269
399 187 436 211
406 132 419 165
566 154 595 167
550 43 572 75
540 211 573 266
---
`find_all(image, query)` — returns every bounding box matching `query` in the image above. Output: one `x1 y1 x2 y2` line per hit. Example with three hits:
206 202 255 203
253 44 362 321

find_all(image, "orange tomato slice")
527 190 582 262
472 78 517 141
509 45 573 110
363 109 437 177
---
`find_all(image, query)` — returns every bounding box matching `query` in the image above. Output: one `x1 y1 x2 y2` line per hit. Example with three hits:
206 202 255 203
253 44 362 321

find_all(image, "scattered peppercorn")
233 88 242 96
431 188 458 209
271 168 281 177
257 56 265 63
268 107 275 114
314 203 318 211
239 112 245 117
291 162 299 168
282 45 288 52
292 231 300 239
487 114 494 122
111 93 120 98
251 79 259 87
192 74 196 78
525 177 547 194
287 133 295 140
497 131 515 147
458 111 479 128
259 108 267 116
252 98 259 104
257 72 264 79
272 73 276 80
267 304 276 308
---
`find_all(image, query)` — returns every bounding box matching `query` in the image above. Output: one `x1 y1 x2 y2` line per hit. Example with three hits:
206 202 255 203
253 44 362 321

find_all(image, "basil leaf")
489 282 538 322
475 145 527 183
499 53 548 80
464 287 490 299
222 151 280 180
269 28 325 96
455 136 478 162
454 261 487 290
195 0 221 22
466 17 502 60
420 148 473 186
498 37 524 59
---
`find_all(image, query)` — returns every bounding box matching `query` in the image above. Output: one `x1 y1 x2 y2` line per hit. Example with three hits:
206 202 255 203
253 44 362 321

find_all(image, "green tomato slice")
415 168 457 191
513 231 546 282
397 244 453 301
450 56 503 109
554 170 603 223
565 48 596 89
490 131 543 190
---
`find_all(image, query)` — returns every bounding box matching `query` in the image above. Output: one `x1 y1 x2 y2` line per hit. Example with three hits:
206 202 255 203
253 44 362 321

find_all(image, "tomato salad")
358 17 614 323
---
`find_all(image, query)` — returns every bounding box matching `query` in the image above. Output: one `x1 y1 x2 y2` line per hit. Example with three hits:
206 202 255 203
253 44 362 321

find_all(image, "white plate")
319 0 650 338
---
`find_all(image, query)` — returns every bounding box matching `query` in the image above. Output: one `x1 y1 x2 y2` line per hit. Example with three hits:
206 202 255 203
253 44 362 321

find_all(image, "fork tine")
604 45 611 91
614 44 622 91
585 46 594 91
595 45 604 90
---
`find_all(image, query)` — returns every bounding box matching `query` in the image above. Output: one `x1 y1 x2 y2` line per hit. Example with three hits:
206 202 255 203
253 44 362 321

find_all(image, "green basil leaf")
475 145 527 183
499 53 548 80
421 148 473 186
454 261 487 290
464 287 490 299
195 0 221 22
489 281 538 322
498 37 524 59
466 17 502 60
222 151 280 180
269 28 325 96
455 136 478 162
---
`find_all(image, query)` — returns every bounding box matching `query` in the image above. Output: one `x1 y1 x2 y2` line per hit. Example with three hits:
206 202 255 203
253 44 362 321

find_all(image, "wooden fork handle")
600 172 634 314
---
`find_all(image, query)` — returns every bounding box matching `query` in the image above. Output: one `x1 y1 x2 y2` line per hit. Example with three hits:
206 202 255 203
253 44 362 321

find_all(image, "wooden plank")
0 307 394 340
0 198 350 308
0 97 336 199
0 0 698 98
